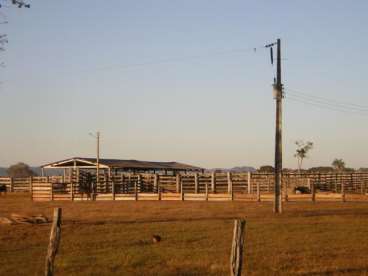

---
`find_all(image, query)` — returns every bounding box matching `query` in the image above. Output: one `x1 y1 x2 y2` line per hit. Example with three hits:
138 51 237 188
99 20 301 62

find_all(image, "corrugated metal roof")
42 157 203 171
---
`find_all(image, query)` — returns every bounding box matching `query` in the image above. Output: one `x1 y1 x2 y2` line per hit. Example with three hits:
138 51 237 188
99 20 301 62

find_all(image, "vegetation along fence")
2 172 368 202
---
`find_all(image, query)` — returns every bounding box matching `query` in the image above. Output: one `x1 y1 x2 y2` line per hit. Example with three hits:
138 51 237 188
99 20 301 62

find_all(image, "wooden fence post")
256 182 260 202
310 179 315 202
112 176 115 201
284 177 288 202
361 179 364 195
176 174 180 193
48 177 53 201
70 179 74 201
137 174 142 193
121 173 125 193
230 219 246 276
154 174 159 193
205 182 208 201
350 173 353 194
10 177 14 192
211 172 216 193
227 172 232 195
29 176 33 200
45 208 62 276
247 172 251 194
135 181 138 201
76 167 80 191
342 181 346 202
335 173 338 193
181 181 184 201
194 173 199 194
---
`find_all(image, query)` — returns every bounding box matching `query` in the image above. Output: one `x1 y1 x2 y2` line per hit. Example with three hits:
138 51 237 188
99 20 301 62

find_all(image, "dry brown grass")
1 193 368 275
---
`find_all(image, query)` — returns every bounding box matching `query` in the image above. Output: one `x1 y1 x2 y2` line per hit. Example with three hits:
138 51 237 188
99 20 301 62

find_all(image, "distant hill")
206 166 256 173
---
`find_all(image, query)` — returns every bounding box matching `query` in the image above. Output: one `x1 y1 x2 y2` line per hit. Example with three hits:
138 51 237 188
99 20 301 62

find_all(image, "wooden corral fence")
1 172 366 202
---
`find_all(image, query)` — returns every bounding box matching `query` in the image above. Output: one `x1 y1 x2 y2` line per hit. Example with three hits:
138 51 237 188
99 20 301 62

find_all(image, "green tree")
332 158 346 172
294 140 313 172
7 162 35 177
308 166 334 173
258 165 274 173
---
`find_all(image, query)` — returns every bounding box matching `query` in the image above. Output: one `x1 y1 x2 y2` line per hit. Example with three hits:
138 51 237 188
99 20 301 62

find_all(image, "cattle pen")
1 172 368 202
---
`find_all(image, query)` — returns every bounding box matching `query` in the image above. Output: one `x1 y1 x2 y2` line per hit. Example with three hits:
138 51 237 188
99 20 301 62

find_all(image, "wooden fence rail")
2 172 368 202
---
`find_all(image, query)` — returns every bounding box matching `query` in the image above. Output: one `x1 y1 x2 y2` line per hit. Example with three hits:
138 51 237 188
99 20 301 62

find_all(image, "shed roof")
41 157 203 171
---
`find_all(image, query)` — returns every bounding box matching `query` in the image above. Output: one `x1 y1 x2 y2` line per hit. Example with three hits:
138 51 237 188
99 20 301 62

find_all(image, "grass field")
1 194 368 275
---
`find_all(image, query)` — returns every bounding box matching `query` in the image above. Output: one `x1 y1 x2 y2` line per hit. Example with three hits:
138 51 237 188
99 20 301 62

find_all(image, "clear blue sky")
1 0 368 169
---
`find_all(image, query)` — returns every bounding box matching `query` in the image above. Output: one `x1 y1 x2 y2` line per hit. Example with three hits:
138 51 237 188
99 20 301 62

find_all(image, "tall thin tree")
294 140 313 173
332 158 345 172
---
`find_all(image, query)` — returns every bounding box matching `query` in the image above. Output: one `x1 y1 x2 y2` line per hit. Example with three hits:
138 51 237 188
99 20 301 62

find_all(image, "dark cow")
0 184 7 195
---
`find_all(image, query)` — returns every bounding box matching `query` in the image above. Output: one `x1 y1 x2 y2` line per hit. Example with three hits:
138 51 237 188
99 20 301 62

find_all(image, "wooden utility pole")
266 38 283 213
274 38 283 214
96 131 100 194
89 131 100 196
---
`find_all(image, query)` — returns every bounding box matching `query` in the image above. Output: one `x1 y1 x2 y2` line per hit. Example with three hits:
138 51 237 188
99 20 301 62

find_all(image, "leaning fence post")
230 219 246 276
205 182 209 201
342 181 346 202
45 208 62 276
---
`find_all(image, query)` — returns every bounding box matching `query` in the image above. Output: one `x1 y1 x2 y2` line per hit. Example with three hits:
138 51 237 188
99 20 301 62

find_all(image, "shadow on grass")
295 209 368 218
299 266 368 275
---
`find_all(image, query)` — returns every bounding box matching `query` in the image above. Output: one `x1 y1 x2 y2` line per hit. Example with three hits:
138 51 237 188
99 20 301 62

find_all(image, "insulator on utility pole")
270 47 274 65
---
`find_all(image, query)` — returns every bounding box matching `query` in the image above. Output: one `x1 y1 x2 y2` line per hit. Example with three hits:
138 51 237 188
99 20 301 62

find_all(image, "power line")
284 88 368 114
285 95 368 116
285 92 368 112
286 87 368 110
87 45 266 72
